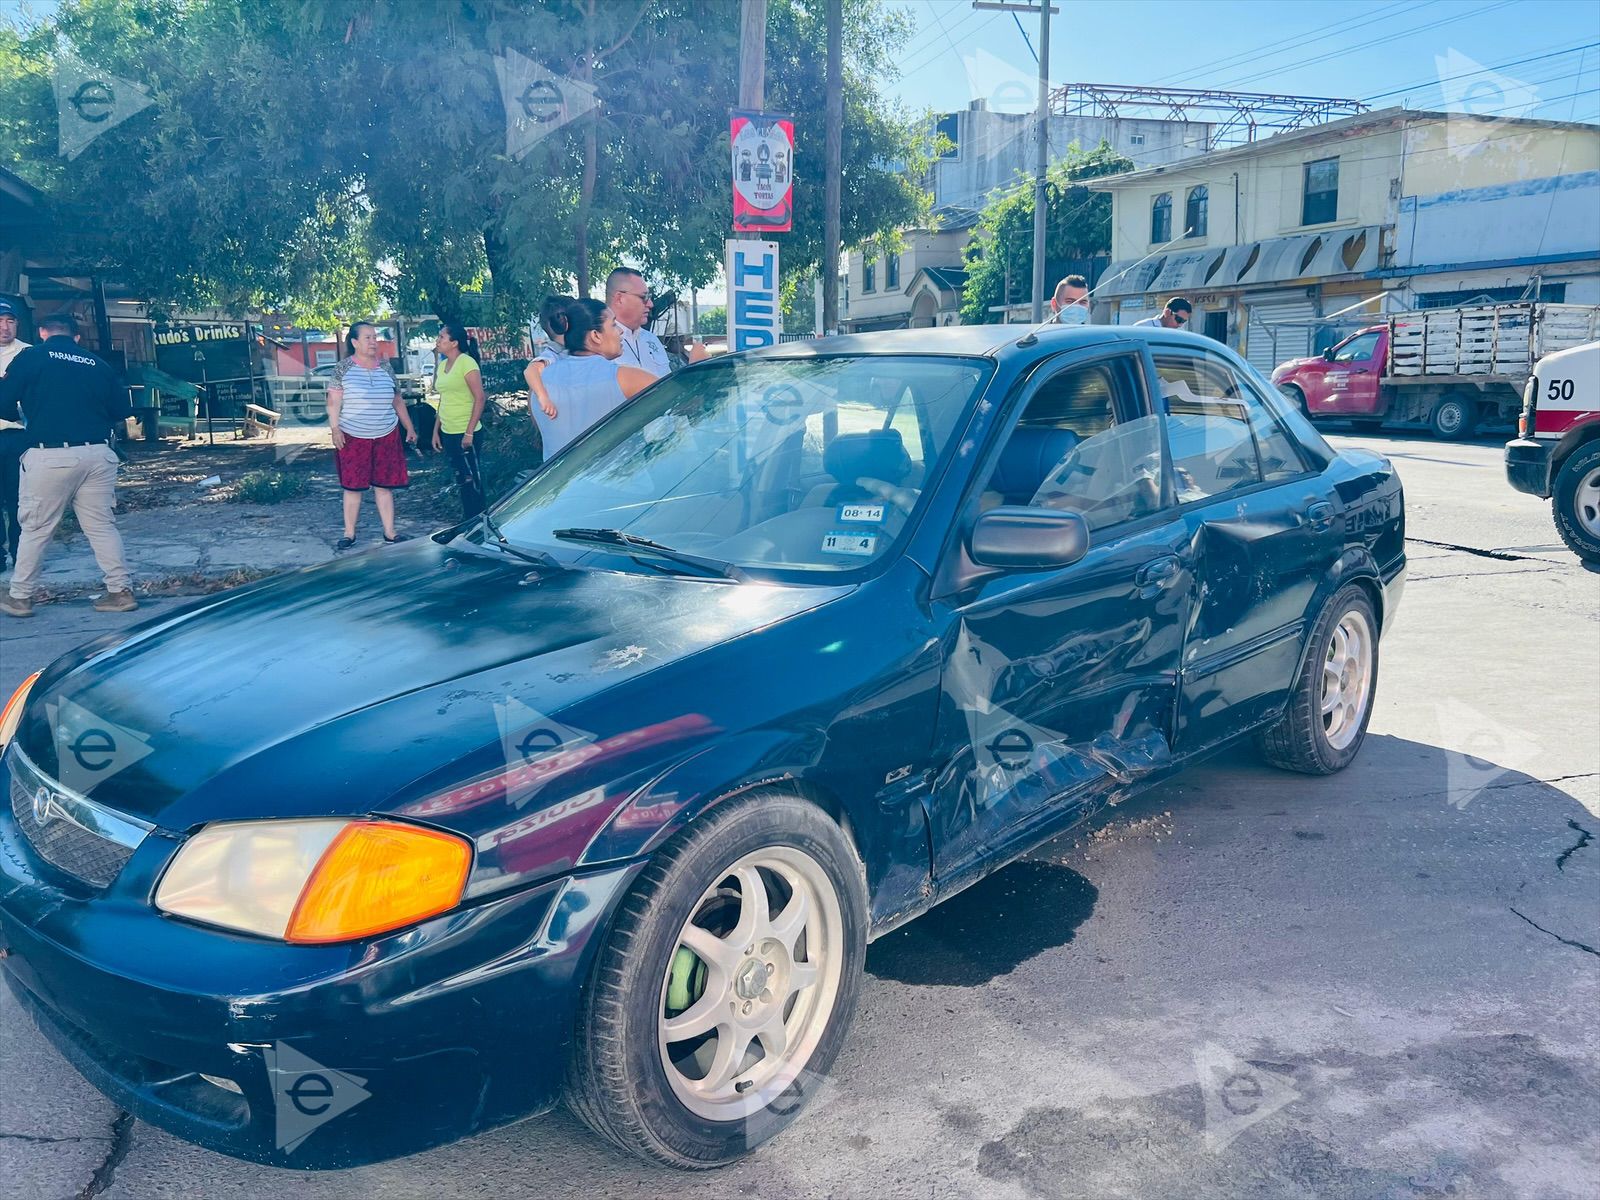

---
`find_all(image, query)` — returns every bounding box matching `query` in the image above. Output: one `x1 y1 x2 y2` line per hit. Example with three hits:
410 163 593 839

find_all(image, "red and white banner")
730 110 794 234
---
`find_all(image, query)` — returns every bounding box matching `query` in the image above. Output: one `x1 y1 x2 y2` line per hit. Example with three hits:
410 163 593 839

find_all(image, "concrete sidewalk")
1 428 444 600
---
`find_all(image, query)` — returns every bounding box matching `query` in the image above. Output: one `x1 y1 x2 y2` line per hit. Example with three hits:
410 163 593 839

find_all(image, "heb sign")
726 240 780 352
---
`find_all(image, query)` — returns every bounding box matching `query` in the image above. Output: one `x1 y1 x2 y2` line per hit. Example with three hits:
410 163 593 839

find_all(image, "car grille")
7 746 148 889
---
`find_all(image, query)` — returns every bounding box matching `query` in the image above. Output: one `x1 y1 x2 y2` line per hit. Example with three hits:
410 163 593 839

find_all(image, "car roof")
742 324 1248 362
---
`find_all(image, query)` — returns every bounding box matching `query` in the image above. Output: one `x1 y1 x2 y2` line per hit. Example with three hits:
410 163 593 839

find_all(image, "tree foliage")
959 140 1134 325
1 0 933 330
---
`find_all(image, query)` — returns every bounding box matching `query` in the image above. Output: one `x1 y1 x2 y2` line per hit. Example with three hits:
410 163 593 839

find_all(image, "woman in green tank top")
431 322 487 518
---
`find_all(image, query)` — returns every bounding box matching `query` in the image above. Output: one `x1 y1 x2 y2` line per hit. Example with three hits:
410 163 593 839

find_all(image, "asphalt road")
2 431 1596 1200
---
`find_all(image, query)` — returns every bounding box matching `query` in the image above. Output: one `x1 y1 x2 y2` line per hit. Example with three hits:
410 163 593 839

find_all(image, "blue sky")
885 0 1600 125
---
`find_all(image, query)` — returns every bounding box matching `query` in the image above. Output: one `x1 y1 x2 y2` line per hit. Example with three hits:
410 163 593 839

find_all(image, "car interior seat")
980 426 1080 510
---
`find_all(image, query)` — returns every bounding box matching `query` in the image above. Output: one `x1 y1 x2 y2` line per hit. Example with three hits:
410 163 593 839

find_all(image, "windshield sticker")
822 530 877 557
837 503 885 524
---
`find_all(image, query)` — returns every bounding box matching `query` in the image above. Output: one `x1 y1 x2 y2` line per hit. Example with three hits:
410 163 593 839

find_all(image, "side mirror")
969 506 1090 571
1322 347 1336 361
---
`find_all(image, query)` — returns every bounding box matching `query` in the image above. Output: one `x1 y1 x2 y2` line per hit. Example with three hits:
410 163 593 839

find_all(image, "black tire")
1256 585 1380 775
1279 384 1309 418
1429 395 1476 439
1552 443 1600 566
565 789 868 1168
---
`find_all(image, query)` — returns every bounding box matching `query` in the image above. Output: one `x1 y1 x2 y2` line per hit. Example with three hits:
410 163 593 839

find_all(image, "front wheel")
566 790 867 1168
1256 585 1379 774
1552 443 1600 565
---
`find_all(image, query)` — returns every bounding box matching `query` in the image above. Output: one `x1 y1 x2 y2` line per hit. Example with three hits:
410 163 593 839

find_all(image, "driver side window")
1332 331 1380 363
981 355 1163 532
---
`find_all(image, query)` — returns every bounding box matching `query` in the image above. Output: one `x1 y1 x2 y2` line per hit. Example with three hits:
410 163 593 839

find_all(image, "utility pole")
974 1 1057 320
823 0 842 335
740 0 767 109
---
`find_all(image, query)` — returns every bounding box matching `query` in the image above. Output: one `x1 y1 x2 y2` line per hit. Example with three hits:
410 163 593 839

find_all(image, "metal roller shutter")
1245 296 1317 376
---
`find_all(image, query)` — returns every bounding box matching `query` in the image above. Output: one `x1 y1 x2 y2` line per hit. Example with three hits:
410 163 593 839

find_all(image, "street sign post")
726 240 781 352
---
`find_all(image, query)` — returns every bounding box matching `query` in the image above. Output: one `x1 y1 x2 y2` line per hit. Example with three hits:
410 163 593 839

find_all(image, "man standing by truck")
0 313 137 617
1135 297 1192 329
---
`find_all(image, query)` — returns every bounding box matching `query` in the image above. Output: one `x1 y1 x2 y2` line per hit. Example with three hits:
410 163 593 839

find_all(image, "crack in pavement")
76 1111 133 1200
1407 566 1560 582
1412 771 1599 802
1406 537 1540 561
0 1133 114 1144
1557 820 1595 872
1509 907 1600 959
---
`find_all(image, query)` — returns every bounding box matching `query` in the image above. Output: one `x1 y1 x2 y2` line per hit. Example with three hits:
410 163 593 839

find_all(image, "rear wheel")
1279 384 1309 418
1552 443 1600 566
566 790 867 1168
1256 585 1379 774
1429 395 1477 439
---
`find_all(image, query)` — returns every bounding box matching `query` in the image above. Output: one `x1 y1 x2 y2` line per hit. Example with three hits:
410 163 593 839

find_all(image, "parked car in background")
1273 302 1600 438
0 326 1404 1171
1505 340 1600 564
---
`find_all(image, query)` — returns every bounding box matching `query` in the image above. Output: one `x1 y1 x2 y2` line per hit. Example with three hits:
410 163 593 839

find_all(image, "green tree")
960 140 1133 325
695 305 726 336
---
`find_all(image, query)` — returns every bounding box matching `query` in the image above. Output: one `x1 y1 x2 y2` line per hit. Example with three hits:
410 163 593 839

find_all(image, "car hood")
16 541 848 826
1273 356 1320 378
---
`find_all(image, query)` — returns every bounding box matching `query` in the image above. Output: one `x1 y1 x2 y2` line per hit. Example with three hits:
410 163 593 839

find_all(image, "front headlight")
155 818 472 943
0 671 41 749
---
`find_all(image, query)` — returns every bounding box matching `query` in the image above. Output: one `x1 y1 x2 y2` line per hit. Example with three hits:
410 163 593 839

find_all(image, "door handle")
1305 502 1336 529
1135 556 1181 587
1352 368 1370 374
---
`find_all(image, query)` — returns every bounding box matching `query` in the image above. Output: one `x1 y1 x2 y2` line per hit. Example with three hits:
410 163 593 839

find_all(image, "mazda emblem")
32 786 57 827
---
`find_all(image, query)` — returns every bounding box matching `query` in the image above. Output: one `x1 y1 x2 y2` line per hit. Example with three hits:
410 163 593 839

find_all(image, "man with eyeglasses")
605 268 706 379
1135 297 1193 329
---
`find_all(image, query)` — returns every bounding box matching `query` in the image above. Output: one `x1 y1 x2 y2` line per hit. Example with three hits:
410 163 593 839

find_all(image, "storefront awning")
1098 225 1386 298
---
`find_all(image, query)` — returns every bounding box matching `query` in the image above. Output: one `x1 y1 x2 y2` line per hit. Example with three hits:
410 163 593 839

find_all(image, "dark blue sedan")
0 326 1404 1169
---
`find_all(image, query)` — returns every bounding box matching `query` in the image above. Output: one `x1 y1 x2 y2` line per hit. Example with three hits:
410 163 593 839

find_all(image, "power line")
1211 0 1519 92
1362 40 1600 103
1150 0 1434 89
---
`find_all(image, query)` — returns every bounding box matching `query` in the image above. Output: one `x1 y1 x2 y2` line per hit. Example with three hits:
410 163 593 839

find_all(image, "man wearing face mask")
1050 275 1092 326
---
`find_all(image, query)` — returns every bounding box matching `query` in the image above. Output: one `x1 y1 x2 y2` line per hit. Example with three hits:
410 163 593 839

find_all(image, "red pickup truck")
1272 303 1600 439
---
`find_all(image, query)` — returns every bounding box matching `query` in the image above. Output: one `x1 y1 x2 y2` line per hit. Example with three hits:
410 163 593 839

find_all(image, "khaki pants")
9 444 131 600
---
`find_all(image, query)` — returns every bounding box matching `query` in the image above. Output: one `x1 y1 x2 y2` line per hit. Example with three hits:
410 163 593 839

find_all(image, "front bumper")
1505 437 1555 498
0 789 642 1168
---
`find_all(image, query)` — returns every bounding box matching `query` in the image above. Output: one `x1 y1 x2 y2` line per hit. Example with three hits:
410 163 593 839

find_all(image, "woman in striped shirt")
327 321 418 550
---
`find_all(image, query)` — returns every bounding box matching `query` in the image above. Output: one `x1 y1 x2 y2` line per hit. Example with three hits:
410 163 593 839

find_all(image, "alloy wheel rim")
658 846 844 1122
1575 466 1600 537
1320 609 1374 751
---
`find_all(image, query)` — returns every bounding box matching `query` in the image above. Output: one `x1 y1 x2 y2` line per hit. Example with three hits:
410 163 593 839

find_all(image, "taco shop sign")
725 240 781 353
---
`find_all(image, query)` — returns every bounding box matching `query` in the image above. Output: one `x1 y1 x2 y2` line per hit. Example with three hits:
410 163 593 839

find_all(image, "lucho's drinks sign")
153 323 245 347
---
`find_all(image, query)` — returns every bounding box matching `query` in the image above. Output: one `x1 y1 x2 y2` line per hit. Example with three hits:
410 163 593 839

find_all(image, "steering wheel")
856 476 920 514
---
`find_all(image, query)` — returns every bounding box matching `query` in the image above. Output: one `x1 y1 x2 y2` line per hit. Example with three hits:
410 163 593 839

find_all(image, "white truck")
1504 340 1600 564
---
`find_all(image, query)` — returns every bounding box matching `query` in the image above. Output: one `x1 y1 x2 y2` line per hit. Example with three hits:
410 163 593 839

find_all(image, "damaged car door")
1152 347 1333 750
928 349 1194 880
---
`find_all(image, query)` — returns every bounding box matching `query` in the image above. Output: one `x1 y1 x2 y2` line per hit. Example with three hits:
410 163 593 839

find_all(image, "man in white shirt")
0 299 30 571
606 269 706 378
1134 297 1193 329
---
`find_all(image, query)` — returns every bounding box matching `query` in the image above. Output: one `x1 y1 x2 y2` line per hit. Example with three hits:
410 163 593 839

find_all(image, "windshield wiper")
466 510 564 571
551 527 747 581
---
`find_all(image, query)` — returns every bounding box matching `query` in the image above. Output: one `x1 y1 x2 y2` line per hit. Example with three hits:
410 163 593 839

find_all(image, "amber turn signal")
0 671 41 749
285 821 472 944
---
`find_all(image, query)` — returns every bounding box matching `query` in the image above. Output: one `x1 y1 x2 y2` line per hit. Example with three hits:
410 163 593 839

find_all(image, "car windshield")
491 354 991 580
